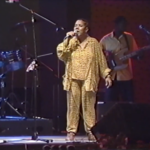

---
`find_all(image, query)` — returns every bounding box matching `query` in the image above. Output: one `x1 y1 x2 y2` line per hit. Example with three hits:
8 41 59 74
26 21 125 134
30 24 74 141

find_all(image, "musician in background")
100 16 140 102
57 18 112 141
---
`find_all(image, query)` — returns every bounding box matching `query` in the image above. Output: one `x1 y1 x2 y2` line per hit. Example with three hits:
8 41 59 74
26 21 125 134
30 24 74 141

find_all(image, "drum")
0 52 5 68
2 50 24 71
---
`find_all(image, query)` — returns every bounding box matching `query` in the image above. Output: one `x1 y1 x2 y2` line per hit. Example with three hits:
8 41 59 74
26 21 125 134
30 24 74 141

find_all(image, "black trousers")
104 80 134 102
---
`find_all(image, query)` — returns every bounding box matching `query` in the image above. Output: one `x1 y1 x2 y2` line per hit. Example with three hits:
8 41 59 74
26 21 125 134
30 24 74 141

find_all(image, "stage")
0 115 150 149
0 135 149 150
0 135 98 150
0 135 91 143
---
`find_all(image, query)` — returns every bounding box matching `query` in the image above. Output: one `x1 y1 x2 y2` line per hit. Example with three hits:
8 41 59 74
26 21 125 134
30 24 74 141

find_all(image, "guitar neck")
120 45 150 61
120 51 138 61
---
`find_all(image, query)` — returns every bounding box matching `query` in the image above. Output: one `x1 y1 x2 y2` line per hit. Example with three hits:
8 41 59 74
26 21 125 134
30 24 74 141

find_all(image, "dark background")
0 0 150 133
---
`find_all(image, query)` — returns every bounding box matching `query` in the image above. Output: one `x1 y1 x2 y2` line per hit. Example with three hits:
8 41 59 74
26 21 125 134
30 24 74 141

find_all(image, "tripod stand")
0 72 23 118
23 12 46 142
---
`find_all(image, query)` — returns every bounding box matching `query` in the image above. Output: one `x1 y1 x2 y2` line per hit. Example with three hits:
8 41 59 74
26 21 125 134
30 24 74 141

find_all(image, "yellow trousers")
66 79 96 133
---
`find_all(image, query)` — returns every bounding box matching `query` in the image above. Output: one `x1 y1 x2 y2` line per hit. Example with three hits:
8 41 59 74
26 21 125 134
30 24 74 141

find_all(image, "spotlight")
42 145 51 150
5 0 20 3
59 145 66 150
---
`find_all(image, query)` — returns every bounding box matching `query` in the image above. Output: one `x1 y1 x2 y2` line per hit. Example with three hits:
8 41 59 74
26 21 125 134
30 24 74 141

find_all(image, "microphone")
5 0 20 3
64 31 78 40
139 25 150 35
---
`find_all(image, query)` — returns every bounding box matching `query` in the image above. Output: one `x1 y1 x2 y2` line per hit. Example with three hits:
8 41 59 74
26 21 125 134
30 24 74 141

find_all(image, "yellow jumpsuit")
57 36 110 134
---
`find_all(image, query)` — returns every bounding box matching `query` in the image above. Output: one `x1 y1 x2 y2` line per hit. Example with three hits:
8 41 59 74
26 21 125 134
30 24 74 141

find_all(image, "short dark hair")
114 16 127 24
76 18 89 27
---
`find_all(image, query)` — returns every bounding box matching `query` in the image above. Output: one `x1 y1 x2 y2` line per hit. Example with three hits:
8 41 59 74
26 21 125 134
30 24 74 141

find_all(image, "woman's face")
73 20 88 36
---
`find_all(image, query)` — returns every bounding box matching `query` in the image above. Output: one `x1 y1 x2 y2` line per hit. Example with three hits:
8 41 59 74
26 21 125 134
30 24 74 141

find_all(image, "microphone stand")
23 25 28 118
19 4 64 31
139 25 150 44
146 34 150 44
18 3 64 141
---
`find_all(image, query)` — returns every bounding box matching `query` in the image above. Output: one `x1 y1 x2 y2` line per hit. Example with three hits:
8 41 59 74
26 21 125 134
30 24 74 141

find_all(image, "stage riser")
0 119 53 136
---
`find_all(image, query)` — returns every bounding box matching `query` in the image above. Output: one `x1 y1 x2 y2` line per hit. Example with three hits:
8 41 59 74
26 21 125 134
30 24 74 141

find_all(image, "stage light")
66 145 75 150
5 0 20 3
42 145 51 150
59 145 67 150
50 145 59 150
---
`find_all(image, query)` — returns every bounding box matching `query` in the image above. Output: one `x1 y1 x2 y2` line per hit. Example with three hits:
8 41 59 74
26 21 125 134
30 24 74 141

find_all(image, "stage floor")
0 135 93 144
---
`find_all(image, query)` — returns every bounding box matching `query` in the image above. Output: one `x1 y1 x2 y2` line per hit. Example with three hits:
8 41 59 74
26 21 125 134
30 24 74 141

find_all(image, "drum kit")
0 49 24 72
0 36 54 118
0 48 25 118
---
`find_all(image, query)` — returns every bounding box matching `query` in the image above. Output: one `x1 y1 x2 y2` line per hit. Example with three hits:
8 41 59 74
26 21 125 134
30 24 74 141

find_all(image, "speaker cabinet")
93 102 150 143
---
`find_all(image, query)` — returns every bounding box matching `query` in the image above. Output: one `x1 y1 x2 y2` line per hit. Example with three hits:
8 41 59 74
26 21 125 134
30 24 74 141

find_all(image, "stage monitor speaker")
0 117 53 136
92 102 150 143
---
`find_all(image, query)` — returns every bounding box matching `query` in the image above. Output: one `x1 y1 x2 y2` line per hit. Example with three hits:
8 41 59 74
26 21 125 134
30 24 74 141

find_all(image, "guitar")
106 45 150 70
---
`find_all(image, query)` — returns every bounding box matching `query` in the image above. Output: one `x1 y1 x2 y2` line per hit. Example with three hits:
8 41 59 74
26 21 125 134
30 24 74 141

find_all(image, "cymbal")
11 19 37 30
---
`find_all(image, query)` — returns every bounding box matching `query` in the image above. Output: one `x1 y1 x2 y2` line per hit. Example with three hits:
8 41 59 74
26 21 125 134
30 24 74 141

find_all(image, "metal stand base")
0 97 23 118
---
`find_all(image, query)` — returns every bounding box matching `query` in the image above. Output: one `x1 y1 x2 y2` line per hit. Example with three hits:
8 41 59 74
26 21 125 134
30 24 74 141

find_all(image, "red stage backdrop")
91 0 150 103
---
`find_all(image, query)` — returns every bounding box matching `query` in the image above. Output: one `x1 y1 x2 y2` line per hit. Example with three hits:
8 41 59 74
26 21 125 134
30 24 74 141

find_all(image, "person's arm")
56 38 77 63
96 38 110 78
100 38 112 66
97 42 111 79
96 41 112 88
